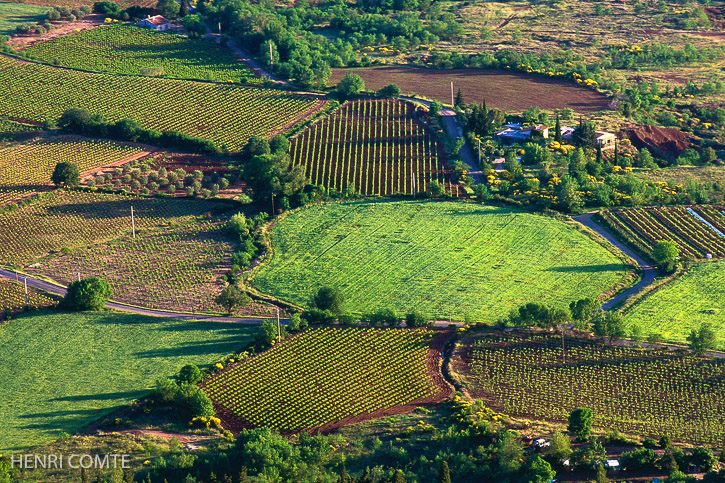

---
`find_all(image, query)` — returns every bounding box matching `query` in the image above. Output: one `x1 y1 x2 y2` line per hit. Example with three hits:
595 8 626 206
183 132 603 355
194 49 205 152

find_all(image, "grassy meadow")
0 310 256 450
0 2 48 35
252 200 633 321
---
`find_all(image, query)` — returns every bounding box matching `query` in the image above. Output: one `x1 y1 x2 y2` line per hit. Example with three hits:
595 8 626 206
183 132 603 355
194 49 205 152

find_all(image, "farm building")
495 124 549 143
138 15 171 31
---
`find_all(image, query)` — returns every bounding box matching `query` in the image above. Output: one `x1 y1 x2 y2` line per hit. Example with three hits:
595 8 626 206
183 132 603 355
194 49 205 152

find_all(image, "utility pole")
24 277 28 308
77 273 81 282
271 193 275 214
131 206 136 239
477 138 481 166
269 42 274 72
450 81 454 107
276 306 281 344
218 22 221 44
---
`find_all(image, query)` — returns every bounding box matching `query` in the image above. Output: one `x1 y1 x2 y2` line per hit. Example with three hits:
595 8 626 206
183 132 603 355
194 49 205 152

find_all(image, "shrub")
63 277 112 311
405 310 430 327
178 364 202 385
153 378 179 403
312 286 345 314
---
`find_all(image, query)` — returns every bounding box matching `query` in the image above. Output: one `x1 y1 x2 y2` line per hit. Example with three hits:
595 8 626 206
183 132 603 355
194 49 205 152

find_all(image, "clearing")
329 66 611 113
623 260 725 345
290 98 461 196
0 55 325 152
21 24 259 83
251 200 633 321
201 327 452 433
0 2 48 35
0 310 256 450
452 330 725 445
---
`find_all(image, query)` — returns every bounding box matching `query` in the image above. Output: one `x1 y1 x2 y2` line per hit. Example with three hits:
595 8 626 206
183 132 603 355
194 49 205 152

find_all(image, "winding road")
574 212 657 310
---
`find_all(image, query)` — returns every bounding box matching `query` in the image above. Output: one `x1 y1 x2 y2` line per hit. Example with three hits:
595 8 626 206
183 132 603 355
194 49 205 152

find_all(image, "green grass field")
252 200 632 321
22 24 258 83
623 261 725 346
0 2 48 35
0 311 256 450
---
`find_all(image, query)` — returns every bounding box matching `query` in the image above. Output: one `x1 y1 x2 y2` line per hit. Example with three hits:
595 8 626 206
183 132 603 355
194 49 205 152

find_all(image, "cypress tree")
554 114 562 143
438 461 451 483
596 143 603 164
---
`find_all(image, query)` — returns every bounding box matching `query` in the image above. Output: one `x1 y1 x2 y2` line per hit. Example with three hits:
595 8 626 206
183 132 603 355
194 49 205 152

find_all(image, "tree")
454 88 464 107
504 150 522 178
438 461 450 483
178 364 202 385
466 101 504 137
243 153 306 201
573 119 597 149
51 161 80 187
556 176 583 213
63 277 112 311
525 456 556 483
405 310 429 327
255 320 284 348
269 134 290 155
215 285 252 315
652 240 679 272
182 14 206 38
429 101 442 117
377 84 401 98
58 107 93 132
568 407 593 441
156 0 179 18
337 73 365 99
554 114 562 143
392 470 405 483
592 312 626 343
569 297 601 321
546 431 572 462
691 447 718 472
595 462 608 483
687 322 717 356
188 387 215 416
312 286 344 314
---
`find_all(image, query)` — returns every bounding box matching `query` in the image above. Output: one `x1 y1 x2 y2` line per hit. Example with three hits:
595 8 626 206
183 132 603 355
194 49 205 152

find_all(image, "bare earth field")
330 66 612 113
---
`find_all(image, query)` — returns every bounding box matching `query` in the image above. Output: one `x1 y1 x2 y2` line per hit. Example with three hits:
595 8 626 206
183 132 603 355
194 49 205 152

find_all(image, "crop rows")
623 260 725 344
202 327 443 431
23 25 258 84
0 137 142 188
0 119 39 142
0 188 37 206
461 332 725 444
289 99 461 196
0 56 324 152
0 191 225 265
0 277 56 311
604 205 725 259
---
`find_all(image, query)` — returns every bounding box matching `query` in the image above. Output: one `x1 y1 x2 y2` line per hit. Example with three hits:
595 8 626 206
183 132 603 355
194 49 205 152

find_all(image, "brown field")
330 66 611 113
10 0 156 7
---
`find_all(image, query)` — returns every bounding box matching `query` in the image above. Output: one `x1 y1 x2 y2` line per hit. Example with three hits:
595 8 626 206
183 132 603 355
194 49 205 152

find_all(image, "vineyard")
29 221 279 316
252 200 631 320
455 332 725 445
0 311 256 450
0 56 325 152
0 137 143 188
22 24 258 84
624 261 725 344
602 205 725 259
201 327 451 432
289 99 461 196
0 118 40 143
0 277 57 311
0 191 227 265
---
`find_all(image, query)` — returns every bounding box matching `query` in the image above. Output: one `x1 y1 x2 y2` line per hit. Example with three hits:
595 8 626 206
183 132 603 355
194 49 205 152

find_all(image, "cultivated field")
602 205 725 259
0 56 325 152
454 331 725 445
0 311 256 450
0 277 57 311
22 24 258 83
290 99 461 196
202 327 451 432
0 188 37 206
0 191 227 265
0 118 40 143
0 2 49 35
0 137 143 188
635 166 725 189
623 261 725 344
329 66 610 112
252 200 632 320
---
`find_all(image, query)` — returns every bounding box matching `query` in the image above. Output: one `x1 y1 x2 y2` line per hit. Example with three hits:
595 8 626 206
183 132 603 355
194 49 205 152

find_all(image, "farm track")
574 211 656 310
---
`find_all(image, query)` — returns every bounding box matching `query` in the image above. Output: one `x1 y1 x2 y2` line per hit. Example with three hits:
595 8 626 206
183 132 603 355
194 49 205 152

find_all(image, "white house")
559 126 616 149
138 15 172 31
495 124 549 144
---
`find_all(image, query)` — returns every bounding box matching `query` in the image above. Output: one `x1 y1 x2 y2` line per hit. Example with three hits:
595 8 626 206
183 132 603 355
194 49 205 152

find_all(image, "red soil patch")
619 124 693 159
209 329 455 436
330 66 611 113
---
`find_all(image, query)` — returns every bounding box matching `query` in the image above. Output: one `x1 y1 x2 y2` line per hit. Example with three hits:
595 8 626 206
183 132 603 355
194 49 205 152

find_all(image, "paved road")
401 97 483 184
573 212 657 310
0 267 280 324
